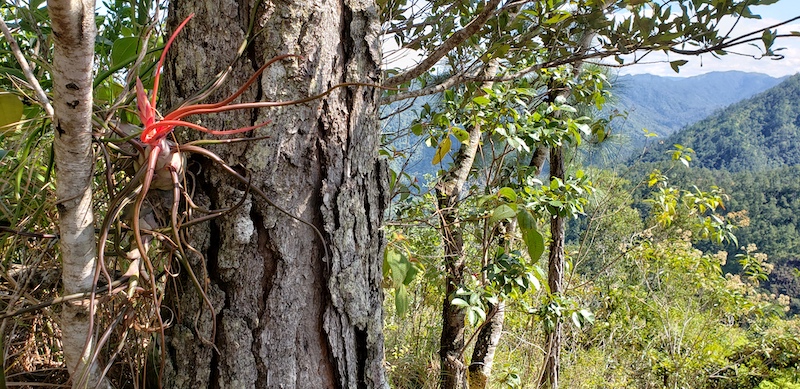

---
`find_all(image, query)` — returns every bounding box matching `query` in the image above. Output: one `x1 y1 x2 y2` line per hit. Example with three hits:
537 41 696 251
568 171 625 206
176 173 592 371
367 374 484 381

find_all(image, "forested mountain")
639 73 800 171
610 71 786 140
622 75 800 313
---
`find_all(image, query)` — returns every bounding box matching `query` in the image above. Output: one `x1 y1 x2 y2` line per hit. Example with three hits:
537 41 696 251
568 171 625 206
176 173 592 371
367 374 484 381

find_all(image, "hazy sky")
617 1 800 77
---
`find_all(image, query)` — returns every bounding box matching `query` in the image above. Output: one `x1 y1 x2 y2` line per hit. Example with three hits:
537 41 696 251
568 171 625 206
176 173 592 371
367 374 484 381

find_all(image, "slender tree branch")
384 0 503 87
0 18 54 117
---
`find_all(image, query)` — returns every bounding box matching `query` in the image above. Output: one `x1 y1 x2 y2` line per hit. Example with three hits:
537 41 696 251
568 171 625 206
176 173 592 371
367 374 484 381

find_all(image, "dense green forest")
640 73 800 172
590 71 785 163
629 74 800 314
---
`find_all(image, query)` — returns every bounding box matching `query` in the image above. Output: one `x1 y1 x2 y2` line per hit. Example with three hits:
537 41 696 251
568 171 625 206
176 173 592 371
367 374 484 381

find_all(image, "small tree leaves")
0 93 24 134
670 59 689 73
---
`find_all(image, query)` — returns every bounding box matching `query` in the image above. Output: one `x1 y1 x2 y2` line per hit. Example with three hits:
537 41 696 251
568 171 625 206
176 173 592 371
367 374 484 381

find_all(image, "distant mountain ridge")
610 71 787 138
639 73 800 172
585 71 786 165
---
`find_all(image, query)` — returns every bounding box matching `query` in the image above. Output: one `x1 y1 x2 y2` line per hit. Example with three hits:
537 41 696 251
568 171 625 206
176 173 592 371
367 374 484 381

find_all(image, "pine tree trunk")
160 1 388 388
48 1 110 387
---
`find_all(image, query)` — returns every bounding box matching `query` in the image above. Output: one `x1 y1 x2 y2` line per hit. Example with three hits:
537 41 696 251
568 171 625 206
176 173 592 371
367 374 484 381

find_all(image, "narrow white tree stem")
47 0 110 387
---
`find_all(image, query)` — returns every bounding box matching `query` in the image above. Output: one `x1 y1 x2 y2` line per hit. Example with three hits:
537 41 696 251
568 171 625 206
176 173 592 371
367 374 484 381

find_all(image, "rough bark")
467 301 505 389
48 1 110 388
538 29 596 389
540 146 565 389
161 1 387 388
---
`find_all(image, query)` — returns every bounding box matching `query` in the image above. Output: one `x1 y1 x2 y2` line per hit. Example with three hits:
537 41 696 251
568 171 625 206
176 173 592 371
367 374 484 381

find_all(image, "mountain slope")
610 71 786 139
640 73 800 172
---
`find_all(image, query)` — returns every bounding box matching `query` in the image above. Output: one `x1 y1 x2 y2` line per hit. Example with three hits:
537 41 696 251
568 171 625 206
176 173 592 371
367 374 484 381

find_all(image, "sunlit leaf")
431 136 451 165
0 93 24 134
497 187 517 202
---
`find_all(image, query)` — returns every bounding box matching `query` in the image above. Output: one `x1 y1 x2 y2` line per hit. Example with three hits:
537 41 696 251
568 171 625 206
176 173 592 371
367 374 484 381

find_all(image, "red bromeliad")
135 13 288 147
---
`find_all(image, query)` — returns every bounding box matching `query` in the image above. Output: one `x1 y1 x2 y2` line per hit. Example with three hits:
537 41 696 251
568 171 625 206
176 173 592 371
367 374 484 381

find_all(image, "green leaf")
467 309 477 326
0 93 24 134
544 11 571 25
395 284 409 316
402 262 419 285
762 29 775 49
111 37 142 68
95 81 124 103
489 204 516 224
522 227 545 261
497 187 517 202
385 248 409 288
516 209 536 231
596 128 606 142
669 60 688 73
431 136 451 165
472 96 491 106
452 127 469 142
451 297 470 308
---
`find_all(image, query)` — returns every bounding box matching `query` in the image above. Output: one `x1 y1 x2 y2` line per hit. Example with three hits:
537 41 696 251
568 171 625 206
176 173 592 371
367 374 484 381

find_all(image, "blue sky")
619 1 800 77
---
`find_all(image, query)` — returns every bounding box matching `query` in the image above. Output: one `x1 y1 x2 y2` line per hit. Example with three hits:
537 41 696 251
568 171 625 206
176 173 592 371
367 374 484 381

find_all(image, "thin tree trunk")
538 28 596 389
437 59 500 389
540 146 565 389
48 1 110 387
468 301 505 389
161 1 387 388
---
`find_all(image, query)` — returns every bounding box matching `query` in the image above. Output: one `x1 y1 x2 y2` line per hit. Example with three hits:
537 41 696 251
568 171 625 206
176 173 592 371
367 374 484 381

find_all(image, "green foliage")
561 168 798 389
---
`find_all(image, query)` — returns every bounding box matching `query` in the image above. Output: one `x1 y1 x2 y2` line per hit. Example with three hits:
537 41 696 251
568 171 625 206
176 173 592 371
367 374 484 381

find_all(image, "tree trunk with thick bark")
160 1 387 388
48 1 110 387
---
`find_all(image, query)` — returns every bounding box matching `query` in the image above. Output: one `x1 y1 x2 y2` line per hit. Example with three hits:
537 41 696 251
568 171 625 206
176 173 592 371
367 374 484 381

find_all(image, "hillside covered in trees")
622 73 800 314
640 73 800 171
606 71 785 152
